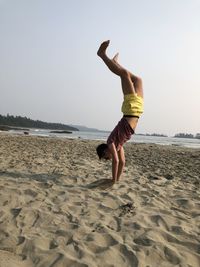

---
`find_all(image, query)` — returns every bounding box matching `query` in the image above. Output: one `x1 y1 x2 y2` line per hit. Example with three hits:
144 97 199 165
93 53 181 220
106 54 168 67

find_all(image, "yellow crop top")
121 93 144 117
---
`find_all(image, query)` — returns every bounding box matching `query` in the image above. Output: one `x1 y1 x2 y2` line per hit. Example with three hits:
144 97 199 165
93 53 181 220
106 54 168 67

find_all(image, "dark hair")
96 143 108 159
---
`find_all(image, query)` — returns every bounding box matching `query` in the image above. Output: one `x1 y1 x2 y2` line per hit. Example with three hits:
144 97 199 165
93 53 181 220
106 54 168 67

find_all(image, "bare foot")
97 40 110 57
112 52 119 63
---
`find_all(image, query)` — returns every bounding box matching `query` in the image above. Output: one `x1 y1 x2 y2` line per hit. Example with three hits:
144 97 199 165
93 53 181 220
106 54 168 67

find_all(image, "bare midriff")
124 117 138 130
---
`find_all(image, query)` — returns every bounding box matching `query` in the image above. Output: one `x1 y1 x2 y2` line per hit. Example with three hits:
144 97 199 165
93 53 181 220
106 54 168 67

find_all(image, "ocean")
7 128 200 149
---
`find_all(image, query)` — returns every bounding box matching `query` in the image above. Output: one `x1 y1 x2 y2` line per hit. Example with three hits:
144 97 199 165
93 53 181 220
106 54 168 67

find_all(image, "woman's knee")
134 75 142 85
120 69 130 78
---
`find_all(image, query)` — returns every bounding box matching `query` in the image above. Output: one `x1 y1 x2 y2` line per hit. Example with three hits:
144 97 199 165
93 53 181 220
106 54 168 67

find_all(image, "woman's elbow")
113 156 119 165
119 159 125 167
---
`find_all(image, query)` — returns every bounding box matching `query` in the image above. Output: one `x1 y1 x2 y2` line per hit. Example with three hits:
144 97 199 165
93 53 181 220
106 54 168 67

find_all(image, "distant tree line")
146 133 168 137
137 133 168 137
0 114 78 131
174 133 200 139
137 132 200 139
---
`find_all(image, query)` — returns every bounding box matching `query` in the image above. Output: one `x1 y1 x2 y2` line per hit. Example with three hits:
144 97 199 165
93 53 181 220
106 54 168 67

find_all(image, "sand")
0 133 200 267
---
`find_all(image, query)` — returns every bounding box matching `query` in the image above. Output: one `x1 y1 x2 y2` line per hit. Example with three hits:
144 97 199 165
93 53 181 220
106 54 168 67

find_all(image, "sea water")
7 129 200 149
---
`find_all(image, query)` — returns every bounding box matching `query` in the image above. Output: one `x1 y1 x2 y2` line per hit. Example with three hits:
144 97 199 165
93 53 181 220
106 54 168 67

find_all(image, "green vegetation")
0 114 78 131
137 133 168 137
174 133 200 139
195 133 200 139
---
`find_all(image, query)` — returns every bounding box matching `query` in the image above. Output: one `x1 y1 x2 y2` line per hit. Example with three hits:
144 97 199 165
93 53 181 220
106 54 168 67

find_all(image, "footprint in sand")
17 236 25 246
134 236 154 247
49 239 59 249
164 246 180 265
100 197 119 211
106 216 121 232
131 222 141 230
171 225 186 235
24 189 38 198
150 214 169 231
175 198 194 209
10 208 22 218
66 237 84 260
3 200 9 206
85 232 119 254
0 230 9 239
164 174 174 180
117 244 139 267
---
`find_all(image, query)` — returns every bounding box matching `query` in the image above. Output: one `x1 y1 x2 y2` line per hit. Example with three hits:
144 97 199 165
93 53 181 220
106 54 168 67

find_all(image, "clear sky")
0 0 200 136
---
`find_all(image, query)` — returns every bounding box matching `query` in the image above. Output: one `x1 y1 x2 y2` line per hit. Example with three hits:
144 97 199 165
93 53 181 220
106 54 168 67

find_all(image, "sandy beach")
0 133 200 267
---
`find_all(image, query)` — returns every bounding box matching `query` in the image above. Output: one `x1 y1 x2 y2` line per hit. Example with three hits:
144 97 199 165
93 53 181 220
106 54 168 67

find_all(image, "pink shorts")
107 118 134 151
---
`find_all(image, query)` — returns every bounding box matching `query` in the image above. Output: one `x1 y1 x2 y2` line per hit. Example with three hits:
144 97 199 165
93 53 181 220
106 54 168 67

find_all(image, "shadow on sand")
0 170 61 184
85 178 114 190
0 171 114 190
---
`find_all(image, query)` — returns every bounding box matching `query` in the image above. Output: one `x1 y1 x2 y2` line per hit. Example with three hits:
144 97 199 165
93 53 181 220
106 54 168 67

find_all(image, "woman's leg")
97 40 135 95
97 40 123 76
112 52 143 98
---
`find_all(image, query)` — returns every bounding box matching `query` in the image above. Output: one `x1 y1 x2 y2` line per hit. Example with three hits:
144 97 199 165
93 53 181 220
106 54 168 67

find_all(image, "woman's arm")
117 147 125 181
108 143 119 182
